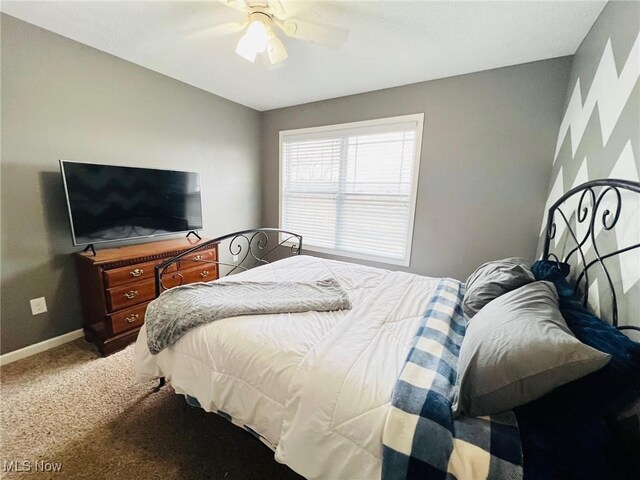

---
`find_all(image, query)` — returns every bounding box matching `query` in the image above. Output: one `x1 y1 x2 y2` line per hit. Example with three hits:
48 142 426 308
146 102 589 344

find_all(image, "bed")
135 179 640 479
137 251 441 478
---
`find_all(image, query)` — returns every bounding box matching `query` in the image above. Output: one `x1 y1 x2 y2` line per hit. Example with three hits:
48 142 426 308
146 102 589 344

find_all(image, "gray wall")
538 1 639 333
0 14 262 354
261 57 572 281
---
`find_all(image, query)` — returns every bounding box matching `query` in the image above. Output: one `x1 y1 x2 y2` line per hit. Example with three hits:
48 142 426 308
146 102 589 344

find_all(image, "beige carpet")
0 340 302 479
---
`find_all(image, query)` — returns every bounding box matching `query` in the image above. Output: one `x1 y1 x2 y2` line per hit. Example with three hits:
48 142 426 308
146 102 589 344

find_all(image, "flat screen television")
60 160 203 246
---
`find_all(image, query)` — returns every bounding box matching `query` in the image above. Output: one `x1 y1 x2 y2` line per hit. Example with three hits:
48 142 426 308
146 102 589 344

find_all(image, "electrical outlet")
233 254 239 262
30 297 48 316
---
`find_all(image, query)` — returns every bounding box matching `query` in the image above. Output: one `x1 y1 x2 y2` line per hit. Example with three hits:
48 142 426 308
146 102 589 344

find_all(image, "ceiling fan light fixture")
235 13 270 62
219 1 349 66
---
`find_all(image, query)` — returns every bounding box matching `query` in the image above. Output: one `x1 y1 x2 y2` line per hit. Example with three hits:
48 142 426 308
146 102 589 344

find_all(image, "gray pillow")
463 257 534 319
452 281 611 417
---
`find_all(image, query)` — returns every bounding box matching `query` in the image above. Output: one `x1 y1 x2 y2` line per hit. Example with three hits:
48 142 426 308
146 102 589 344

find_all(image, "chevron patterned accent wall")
539 1 640 336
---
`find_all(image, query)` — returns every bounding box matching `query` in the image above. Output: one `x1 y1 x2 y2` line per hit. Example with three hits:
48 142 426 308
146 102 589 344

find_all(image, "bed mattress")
135 255 440 479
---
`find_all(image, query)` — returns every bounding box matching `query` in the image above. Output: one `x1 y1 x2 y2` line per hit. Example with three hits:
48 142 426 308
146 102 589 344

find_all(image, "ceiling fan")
205 0 349 65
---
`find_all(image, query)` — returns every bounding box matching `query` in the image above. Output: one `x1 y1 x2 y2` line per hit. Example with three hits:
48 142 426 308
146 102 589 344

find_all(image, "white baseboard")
0 329 84 366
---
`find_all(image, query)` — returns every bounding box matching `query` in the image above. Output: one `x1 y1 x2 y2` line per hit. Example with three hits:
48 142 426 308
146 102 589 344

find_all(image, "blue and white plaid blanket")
382 279 523 480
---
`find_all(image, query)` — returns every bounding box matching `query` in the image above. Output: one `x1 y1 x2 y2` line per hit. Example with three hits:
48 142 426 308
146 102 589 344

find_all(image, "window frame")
278 113 424 267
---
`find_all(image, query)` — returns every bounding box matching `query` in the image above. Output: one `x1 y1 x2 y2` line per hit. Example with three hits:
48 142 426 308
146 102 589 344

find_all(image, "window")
279 114 423 266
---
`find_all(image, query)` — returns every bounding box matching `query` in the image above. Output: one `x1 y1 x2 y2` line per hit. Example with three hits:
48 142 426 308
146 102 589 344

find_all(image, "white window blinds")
280 114 423 265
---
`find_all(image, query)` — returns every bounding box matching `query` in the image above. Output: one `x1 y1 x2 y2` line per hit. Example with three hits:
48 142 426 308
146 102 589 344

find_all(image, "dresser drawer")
108 302 148 335
181 264 218 283
103 260 176 288
178 249 217 270
159 264 218 289
106 279 155 312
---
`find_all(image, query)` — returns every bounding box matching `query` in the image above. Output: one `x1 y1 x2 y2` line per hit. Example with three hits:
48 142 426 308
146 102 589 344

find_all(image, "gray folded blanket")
145 279 352 354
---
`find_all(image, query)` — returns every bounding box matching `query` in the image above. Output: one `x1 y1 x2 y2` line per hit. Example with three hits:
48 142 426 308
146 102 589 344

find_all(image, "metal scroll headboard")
542 178 640 333
154 228 303 296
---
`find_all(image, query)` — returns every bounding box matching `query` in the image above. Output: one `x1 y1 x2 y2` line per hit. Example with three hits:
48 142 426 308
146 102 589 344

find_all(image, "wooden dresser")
75 237 219 355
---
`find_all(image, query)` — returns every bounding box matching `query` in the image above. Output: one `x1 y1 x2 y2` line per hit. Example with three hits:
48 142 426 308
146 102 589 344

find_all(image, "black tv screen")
60 160 203 246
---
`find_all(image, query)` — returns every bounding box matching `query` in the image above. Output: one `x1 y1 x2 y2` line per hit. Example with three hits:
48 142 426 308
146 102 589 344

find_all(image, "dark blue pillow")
530 260 640 418
531 260 572 297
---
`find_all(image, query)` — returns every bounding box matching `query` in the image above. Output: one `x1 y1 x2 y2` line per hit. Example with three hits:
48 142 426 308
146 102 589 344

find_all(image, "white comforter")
135 255 440 479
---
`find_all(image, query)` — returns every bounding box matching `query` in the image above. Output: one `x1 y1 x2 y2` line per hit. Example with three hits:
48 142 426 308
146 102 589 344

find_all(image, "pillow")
452 281 611 417
529 260 640 418
531 259 573 297
462 257 534 318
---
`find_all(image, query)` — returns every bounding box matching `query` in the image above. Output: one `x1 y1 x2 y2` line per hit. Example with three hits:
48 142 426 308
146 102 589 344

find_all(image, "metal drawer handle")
194 254 203 261
125 313 140 323
200 270 210 278
123 290 138 299
129 268 144 277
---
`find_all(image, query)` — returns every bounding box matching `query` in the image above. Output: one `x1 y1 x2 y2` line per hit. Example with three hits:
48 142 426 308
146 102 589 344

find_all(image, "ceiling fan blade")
183 22 247 39
267 0 287 19
274 18 348 48
218 0 250 14
267 35 288 64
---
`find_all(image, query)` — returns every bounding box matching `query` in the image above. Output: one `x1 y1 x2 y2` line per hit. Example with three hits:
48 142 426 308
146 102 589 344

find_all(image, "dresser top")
75 237 214 266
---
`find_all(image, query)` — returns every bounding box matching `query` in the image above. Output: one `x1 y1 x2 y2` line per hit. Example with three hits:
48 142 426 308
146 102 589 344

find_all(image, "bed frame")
542 178 640 333
153 228 303 296
151 178 639 333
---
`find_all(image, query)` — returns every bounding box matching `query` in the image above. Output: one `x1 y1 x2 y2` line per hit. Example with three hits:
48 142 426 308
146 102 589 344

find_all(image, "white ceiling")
1 1 607 111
